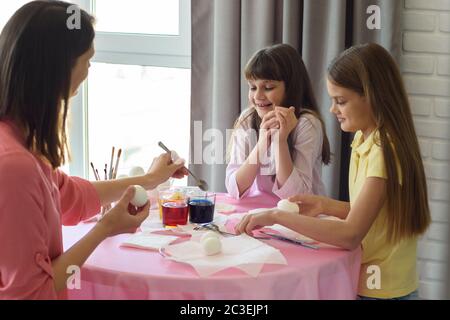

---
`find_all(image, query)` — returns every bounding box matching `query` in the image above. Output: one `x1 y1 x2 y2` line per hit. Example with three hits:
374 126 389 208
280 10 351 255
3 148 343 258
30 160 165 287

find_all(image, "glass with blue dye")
188 192 216 224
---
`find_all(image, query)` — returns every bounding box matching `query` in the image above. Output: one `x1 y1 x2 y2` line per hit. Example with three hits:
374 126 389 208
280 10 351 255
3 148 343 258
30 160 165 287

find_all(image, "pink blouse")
225 113 326 199
0 121 101 299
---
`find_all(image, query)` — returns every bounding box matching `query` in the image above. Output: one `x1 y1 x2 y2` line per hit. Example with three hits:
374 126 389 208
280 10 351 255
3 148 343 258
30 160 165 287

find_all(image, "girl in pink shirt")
226 44 330 199
0 1 186 300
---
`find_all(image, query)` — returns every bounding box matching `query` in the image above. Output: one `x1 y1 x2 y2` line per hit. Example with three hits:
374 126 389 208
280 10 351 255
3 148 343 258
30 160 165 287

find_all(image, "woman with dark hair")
226 43 330 199
0 1 186 299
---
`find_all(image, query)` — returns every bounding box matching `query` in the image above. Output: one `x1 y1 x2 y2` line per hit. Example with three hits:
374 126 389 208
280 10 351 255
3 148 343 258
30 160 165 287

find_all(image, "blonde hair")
328 43 431 243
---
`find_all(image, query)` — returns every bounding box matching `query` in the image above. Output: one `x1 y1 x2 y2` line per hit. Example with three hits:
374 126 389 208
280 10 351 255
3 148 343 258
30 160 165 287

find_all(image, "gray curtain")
190 0 401 198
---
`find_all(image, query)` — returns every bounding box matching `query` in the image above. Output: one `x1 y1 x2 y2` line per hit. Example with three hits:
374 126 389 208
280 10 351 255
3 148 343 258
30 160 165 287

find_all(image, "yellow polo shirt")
349 130 418 299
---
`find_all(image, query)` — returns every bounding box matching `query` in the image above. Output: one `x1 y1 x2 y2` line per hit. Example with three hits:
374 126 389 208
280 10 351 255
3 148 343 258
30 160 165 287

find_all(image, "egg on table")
201 237 222 256
277 199 299 214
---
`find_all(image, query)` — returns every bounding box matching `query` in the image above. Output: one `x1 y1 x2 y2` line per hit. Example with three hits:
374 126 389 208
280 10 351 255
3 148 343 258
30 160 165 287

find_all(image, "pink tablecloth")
63 192 361 300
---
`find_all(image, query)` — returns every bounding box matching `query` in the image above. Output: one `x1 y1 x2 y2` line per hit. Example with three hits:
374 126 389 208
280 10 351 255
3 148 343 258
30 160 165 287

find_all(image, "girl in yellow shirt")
235 43 431 300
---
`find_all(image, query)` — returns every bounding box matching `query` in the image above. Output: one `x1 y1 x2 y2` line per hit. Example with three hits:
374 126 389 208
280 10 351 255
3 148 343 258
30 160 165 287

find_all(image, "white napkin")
163 233 287 277
121 232 178 251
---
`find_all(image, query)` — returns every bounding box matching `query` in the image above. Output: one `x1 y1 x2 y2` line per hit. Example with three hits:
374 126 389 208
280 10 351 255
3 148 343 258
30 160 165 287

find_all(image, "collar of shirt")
351 130 380 157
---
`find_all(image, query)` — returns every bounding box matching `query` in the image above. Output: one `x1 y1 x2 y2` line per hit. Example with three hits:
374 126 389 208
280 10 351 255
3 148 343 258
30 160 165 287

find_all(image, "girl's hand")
288 194 325 217
97 186 150 237
235 210 278 236
146 153 187 185
275 107 298 141
260 110 279 131
258 111 279 150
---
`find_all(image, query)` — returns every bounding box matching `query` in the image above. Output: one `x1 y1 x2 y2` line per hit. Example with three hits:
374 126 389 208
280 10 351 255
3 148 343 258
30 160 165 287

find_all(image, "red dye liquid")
162 202 189 227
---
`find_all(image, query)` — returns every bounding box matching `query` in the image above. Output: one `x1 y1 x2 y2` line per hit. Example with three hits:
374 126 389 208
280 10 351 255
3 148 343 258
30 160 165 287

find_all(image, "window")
94 0 179 35
86 63 191 182
70 0 191 185
0 1 191 182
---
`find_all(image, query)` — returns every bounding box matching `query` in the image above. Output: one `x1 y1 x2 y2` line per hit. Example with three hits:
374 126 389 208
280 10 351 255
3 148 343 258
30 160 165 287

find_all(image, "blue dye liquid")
189 199 215 224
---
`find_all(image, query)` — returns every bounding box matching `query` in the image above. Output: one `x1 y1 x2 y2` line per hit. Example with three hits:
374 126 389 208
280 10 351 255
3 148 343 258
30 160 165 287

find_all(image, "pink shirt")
0 121 101 299
226 113 326 199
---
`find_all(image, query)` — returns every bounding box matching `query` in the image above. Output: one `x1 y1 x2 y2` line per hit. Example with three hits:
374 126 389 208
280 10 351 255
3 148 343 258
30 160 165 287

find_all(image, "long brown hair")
233 43 330 165
0 0 95 168
328 43 431 243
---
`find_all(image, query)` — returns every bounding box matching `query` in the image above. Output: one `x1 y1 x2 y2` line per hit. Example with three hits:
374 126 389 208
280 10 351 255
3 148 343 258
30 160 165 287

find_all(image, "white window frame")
68 0 191 178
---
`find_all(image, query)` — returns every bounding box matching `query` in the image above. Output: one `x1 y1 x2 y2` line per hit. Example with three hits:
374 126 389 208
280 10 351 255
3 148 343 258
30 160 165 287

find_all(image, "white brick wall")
401 0 450 300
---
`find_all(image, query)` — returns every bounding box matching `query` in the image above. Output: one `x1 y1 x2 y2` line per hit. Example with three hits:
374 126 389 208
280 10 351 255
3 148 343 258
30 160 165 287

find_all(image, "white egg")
129 166 145 177
202 237 222 256
277 199 299 214
130 185 148 207
200 231 219 244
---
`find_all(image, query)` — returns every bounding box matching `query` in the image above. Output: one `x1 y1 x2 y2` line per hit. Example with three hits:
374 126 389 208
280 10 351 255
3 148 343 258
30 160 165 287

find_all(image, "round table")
63 192 361 300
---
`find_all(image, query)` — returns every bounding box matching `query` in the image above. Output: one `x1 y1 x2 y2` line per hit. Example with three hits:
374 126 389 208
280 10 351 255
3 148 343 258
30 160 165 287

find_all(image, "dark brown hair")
328 43 431 242
236 43 330 164
0 0 95 168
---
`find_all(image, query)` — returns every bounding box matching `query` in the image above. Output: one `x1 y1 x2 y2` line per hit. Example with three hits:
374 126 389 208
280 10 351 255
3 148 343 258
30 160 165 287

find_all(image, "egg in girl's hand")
277 199 299 214
130 185 149 207
129 166 145 177
201 237 222 256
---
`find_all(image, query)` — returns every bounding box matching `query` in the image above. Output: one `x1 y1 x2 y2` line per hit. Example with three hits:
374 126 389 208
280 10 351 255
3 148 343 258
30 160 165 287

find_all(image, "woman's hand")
235 210 278 236
288 194 326 217
146 153 188 185
275 107 298 141
96 186 150 237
